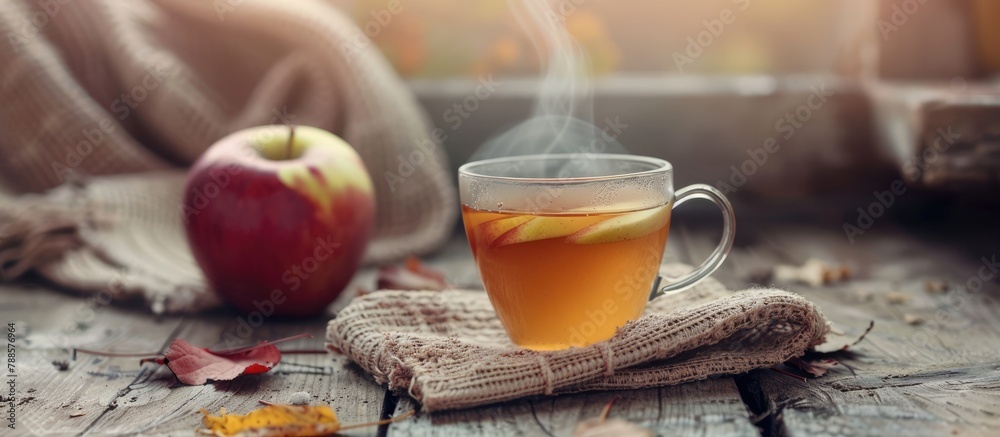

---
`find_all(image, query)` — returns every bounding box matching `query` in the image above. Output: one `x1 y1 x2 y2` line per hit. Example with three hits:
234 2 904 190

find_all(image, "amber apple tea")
458 154 734 350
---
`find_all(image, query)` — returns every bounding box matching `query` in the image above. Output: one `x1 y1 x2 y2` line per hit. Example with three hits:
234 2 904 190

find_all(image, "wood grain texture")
685 223 1000 436
80 317 386 436
0 283 185 436
0 281 386 436
389 378 757 437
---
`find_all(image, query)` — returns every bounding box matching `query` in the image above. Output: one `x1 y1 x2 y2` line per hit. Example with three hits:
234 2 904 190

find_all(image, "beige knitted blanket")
0 0 455 312
326 265 831 412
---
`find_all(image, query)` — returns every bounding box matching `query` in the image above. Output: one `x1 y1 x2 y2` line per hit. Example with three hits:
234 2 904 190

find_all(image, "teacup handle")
653 184 736 297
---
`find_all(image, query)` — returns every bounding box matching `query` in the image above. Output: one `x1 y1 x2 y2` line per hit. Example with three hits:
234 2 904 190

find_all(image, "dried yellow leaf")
200 405 340 437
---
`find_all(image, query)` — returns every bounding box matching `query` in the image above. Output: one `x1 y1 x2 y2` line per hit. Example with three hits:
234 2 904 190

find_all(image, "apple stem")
285 125 296 159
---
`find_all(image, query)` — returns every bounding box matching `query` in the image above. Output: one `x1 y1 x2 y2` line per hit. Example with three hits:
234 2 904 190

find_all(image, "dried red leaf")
74 334 315 385
141 338 280 385
376 256 450 291
131 334 310 385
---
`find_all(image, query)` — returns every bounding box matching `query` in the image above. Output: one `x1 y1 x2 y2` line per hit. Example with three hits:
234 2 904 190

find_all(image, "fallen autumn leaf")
376 256 451 291
75 333 315 385
143 338 281 385
201 404 415 437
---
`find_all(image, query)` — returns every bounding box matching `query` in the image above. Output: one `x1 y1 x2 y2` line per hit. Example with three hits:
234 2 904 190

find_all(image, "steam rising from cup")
469 0 629 178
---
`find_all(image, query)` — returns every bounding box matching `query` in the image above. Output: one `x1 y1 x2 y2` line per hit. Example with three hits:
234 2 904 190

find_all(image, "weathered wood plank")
28 220 983 436
691 223 1000 436
0 283 185 436
544 379 757 437
389 378 757 437
80 312 386 436
752 364 1000 437
2 263 389 436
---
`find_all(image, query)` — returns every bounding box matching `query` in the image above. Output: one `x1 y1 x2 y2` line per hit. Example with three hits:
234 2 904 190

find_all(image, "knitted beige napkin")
326 265 830 412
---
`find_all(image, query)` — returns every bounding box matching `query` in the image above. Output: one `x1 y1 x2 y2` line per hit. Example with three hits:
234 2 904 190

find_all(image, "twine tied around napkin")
326 265 831 412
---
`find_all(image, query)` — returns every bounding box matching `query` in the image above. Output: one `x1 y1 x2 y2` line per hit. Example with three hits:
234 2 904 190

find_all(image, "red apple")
182 125 375 317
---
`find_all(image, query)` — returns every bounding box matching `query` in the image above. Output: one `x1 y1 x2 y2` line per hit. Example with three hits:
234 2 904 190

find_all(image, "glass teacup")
459 154 735 350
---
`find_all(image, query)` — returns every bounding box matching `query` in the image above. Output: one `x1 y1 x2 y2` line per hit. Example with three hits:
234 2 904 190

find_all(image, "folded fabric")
0 172 221 313
326 265 830 412
0 0 456 311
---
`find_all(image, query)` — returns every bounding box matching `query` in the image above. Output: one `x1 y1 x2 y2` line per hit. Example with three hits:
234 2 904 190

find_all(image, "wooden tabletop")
3 219 999 436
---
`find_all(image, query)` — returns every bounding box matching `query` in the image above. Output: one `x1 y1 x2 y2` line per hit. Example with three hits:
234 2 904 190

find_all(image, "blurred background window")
344 0 868 78
338 0 999 204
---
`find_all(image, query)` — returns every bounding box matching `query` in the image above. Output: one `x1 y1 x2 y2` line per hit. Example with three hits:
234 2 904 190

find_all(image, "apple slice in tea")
566 204 671 244
481 215 607 248
478 215 535 245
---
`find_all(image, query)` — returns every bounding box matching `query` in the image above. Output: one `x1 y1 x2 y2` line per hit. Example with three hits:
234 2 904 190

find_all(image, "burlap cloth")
0 0 455 312
326 265 831 412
